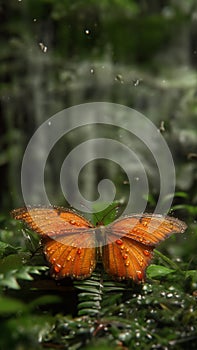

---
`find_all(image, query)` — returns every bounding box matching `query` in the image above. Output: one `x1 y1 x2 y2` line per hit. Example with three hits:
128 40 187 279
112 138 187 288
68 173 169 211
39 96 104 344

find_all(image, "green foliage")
147 264 176 278
0 265 48 290
41 268 197 349
1 314 53 350
0 241 18 258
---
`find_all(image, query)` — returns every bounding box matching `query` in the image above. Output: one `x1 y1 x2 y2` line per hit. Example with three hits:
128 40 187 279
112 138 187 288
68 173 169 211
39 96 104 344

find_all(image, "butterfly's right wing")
11 206 97 279
102 214 187 282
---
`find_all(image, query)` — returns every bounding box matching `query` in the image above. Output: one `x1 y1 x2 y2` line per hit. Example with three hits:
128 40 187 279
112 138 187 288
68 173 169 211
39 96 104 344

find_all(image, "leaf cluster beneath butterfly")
11 206 187 283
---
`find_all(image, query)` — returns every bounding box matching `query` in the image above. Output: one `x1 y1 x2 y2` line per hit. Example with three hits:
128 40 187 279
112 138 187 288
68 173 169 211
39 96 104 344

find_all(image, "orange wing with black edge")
11 206 97 279
102 214 187 282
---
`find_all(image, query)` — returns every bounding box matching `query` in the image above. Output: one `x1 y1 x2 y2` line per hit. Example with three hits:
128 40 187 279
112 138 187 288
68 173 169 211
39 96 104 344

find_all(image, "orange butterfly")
11 207 187 283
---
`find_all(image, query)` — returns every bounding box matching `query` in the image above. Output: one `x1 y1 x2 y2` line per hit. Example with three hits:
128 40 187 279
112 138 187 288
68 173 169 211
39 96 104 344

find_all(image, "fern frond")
74 271 103 316
0 266 48 290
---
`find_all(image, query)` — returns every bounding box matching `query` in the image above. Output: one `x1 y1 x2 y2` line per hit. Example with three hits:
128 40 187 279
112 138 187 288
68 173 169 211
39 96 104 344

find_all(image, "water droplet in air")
39 42 48 53
132 79 141 86
115 74 124 83
158 120 165 132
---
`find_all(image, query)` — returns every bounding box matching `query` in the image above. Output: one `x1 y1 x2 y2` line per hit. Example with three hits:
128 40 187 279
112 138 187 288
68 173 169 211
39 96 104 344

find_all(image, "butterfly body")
11 206 187 283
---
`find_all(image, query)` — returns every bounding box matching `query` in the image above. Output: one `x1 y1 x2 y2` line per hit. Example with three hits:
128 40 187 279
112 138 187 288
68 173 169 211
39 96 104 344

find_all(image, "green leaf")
147 264 175 278
77 301 101 309
0 254 24 273
0 273 20 289
90 201 119 226
0 266 48 290
24 266 49 275
0 295 26 314
15 269 34 281
78 308 100 316
78 292 102 301
174 191 189 199
171 204 197 215
185 270 197 282
0 241 18 258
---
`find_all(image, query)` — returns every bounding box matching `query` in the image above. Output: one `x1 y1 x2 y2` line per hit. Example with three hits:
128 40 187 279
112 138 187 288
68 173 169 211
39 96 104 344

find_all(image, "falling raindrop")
132 79 141 87
115 74 124 83
158 120 165 133
39 42 48 53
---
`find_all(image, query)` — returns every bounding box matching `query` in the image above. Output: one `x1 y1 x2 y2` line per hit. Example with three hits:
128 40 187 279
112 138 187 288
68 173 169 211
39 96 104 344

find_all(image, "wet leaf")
147 264 175 278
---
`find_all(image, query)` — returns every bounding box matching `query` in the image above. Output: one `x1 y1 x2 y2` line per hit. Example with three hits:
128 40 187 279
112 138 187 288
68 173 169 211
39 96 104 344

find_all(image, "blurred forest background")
0 1 197 350
0 0 197 214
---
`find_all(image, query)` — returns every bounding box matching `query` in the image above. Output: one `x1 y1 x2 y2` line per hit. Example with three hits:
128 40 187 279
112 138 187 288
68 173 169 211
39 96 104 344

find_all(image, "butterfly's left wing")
102 214 187 282
11 206 97 279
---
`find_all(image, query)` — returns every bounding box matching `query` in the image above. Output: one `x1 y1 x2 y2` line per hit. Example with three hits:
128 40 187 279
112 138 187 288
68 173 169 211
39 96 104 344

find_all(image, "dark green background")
1 0 197 211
